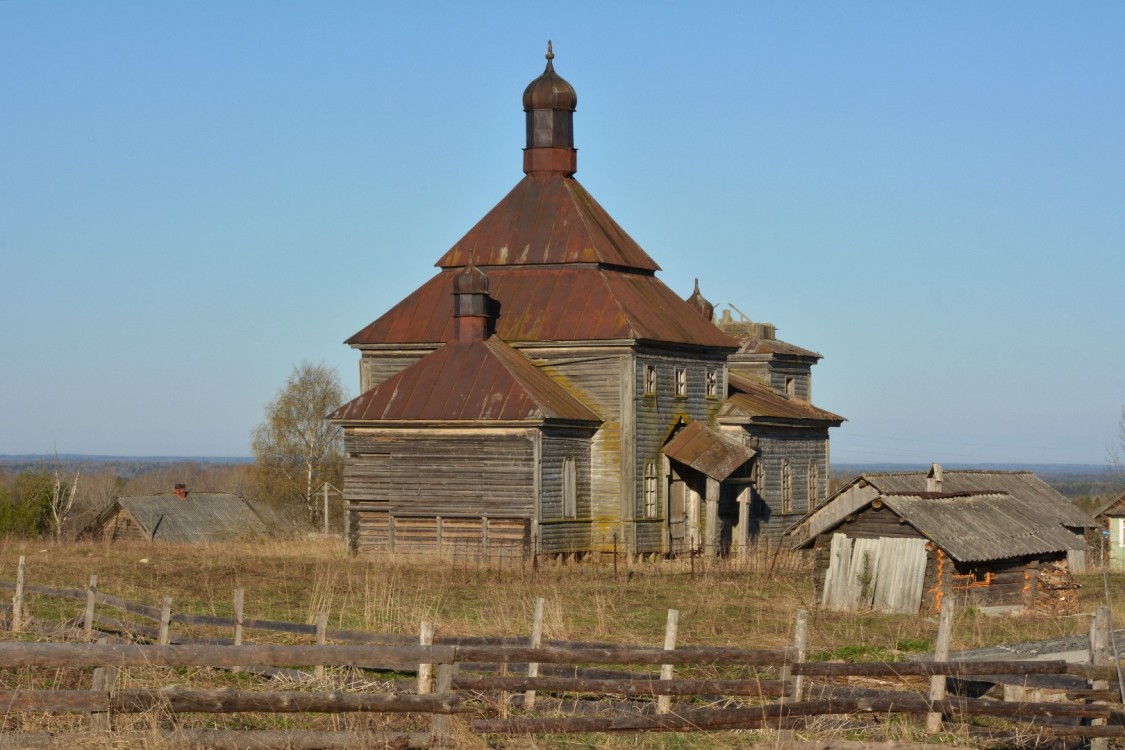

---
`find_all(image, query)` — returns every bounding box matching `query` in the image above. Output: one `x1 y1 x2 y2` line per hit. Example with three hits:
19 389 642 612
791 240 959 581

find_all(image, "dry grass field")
2 538 1122 749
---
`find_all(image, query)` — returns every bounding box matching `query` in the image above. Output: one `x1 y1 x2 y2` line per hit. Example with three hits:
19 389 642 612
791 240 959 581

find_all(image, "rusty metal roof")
435 173 660 271
100 493 278 542
662 421 755 481
347 266 738 349
330 337 601 424
734 335 822 359
720 374 844 425
881 493 1088 562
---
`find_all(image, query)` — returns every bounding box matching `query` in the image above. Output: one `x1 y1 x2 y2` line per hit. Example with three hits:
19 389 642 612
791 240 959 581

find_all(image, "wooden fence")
4 557 1125 749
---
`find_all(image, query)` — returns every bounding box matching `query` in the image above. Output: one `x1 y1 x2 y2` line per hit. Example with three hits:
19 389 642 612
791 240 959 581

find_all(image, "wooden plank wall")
633 347 728 554
539 430 594 554
749 426 831 544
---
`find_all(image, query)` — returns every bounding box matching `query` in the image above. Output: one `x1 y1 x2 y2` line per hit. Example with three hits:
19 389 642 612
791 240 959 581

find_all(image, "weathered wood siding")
344 429 536 554
358 348 435 392
538 429 594 554
633 346 729 554
744 426 831 544
102 508 147 543
525 347 628 551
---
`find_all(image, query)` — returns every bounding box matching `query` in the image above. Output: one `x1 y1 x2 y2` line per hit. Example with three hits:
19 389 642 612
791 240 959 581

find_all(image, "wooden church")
331 46 843 558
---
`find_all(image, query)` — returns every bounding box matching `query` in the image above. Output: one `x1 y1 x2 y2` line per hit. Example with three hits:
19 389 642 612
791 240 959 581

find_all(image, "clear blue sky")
2 2 1123 465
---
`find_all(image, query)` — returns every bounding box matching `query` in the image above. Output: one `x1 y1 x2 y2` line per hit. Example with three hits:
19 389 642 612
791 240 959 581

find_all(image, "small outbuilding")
785 464 1096 614
86 485 279 543
1092 494 1125 570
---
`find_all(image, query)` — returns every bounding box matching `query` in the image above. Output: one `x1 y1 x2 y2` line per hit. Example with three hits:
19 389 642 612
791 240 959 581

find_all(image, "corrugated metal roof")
863 470 1096 529
435 173 660 271
720 374 844 424
883 493 1088 562
112 493 276 542
330 337 602 424
662 421 755 481
346 267 738 350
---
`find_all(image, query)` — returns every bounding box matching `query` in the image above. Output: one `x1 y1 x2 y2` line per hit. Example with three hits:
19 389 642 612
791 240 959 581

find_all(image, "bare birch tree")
252 361 345 527
1110 406 1125 485
47 469 80 542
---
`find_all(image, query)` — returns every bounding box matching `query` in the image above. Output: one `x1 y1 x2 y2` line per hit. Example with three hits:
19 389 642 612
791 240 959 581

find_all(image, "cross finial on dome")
546 40 554 61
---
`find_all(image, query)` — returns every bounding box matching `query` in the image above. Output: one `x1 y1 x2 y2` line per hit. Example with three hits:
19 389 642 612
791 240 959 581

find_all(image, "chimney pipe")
174 483 188 500
926 463 943 494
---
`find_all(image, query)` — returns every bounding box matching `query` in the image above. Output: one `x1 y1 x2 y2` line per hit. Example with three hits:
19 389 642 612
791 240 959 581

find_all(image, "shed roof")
856 470 1096 529
101 493 277 543
347 266 737 350
788 468 1097 562
719 374 844 425
880 492 1088 562
662 421 755 481
330 336 601 424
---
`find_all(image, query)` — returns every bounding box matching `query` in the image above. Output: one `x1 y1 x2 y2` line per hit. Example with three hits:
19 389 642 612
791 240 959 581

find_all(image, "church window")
643 462 658 518
808 461 819 508
675 368 687 397
705 369 718 398
562 458 577 518
781 459 793 514
784 377 795 398
644 364 656 395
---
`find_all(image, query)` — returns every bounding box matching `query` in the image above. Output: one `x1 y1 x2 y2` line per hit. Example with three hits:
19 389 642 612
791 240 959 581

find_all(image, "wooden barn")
86 485 279 543
331 46 843 558
785 464 1097 614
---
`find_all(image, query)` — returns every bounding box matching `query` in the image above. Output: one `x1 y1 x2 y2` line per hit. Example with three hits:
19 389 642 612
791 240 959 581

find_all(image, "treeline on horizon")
2 456 1121 544
0 458 321 542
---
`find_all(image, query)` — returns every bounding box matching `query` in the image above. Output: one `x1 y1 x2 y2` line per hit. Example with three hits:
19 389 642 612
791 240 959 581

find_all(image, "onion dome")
453 257 489 295
523 40 577 112
523 41 578 175
685 279 715 322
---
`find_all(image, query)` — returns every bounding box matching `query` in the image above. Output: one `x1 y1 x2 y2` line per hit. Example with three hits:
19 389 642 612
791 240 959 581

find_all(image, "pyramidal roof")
331 337 601 424
435 174 660 271
348 47 737 352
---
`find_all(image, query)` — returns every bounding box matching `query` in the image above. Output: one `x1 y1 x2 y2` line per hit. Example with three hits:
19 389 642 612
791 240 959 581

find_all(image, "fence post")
1089 605 1111 750
792 608 809 701
656 608 680 714
83 574 98 641
418 620 435 694
314 611 328 680
11 555 26 633
430 661 454 742
524 597 545 710
926 597 954 733
158 597 172 645
232 588 244 674
89 637 118 731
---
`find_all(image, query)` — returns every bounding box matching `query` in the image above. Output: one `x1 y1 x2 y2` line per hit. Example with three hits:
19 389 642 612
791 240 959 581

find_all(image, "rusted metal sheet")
721 375 844 424
331 338 601 424
347 267 737 349
734 335 822 359
661 421 755 482
436 174 659 270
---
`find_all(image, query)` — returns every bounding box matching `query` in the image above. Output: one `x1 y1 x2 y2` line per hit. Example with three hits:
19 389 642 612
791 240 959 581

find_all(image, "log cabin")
785 464 1097 613
331 45 843 558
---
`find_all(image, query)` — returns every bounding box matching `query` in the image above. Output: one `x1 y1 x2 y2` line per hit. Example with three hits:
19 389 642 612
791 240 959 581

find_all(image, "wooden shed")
86 488 279 543
786 464 1096 614
1092 494 1125 570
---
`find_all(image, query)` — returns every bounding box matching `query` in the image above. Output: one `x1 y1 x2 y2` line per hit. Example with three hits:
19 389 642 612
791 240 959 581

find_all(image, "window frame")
643 364 657 396
562 457 577 519
781 459 793 514
643 461 658 518
674 367 687 397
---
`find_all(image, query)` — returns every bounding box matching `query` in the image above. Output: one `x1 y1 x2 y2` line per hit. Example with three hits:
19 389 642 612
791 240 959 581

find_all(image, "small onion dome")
523 40 577 112
685 278 715 322
454 259 489 295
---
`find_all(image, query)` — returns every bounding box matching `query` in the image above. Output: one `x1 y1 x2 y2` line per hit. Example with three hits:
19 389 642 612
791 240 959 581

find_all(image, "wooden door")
668 475 686 554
